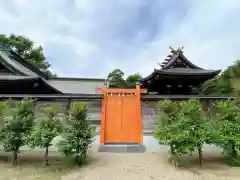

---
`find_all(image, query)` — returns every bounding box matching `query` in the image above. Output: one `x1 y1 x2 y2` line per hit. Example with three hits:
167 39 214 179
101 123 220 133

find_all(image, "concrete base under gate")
98 144 146 153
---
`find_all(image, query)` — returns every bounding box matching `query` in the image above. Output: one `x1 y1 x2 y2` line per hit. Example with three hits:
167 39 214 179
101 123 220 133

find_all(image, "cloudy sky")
0 0 240 78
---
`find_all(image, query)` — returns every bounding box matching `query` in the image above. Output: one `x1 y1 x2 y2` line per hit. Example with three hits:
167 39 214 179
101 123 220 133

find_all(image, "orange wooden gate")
99 83 146 144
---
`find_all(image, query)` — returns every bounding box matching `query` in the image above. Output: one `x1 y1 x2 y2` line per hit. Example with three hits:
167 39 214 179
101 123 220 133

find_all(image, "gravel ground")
3 135 237 180
62 152 240 180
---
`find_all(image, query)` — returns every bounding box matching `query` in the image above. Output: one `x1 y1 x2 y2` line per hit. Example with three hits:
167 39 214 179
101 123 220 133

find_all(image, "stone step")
98 144 146 153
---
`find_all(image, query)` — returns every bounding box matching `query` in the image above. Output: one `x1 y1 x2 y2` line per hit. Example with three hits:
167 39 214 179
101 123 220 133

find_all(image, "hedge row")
0 98 95 166
154 99 240 167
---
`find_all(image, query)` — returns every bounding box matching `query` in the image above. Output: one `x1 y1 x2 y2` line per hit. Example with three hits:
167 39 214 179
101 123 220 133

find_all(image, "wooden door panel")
104 95 122 143
121 95 139 143
102 88 143 144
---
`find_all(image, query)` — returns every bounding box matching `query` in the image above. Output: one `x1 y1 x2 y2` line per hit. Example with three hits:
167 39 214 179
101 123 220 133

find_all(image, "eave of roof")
39 77 63 94
0 75 39 80
0 75 63 94
140 68 221 82
155 68 221 75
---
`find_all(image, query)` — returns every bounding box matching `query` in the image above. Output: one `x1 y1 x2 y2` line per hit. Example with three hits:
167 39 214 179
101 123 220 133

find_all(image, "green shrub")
28 104 62 166
154 99 211 166
154 100 181 155
176 100 211 165
0 98 35 165
57 103 95 165
0 101 9 129
212 100 240 165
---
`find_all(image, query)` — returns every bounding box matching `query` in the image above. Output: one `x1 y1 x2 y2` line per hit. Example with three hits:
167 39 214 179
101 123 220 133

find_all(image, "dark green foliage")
211 100 240 165
108 69 142 88
198 77 218 95
231 60 240 77
125 73 142 88
0 98 35 165
0 102 9 128
177 100 211 165
154 98 240 167
0 34 56 77
198 60 240 95
154 99 211 166
28 104 62 166
154 100 180 155
56 103 95 165
108 69 126 88
198 75 234 95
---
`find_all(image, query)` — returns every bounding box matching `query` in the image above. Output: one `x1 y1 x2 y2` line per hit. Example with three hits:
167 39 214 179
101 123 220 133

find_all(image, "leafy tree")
231 60 240 77
0 101 9 128
28 104 62 166
198 76 234 95
108 69 126 88
198 77 217 95
155 99 211 166
0 34 56 77
126 73 142 88
154 100 181 155
0 98 35 165
108 69 142 88
176 100 211 165
198 60 240 95
57 103 95 165
212 100 240 164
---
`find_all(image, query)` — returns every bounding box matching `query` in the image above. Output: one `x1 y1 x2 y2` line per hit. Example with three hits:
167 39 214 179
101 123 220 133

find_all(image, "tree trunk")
170 142 174 154
12 151 18 166
65 99 71 117
197 144 203 166
75 139 80 165
44 146 49 166
170 142 179 167
231 144 237 158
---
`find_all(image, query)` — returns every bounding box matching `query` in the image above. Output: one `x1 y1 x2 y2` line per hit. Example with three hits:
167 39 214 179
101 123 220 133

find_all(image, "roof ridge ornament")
158 46 179 68
179 46 184 52
158 46 204 70
169 46 176 53
170 46 184 53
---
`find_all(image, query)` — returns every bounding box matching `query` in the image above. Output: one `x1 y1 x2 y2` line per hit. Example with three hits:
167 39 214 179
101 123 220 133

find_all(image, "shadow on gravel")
0 150 98 173
167 151 239 176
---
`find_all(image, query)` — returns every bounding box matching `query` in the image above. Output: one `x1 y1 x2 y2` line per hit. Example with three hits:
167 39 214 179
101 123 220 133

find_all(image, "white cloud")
127 0 240 76
0 0 239 78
